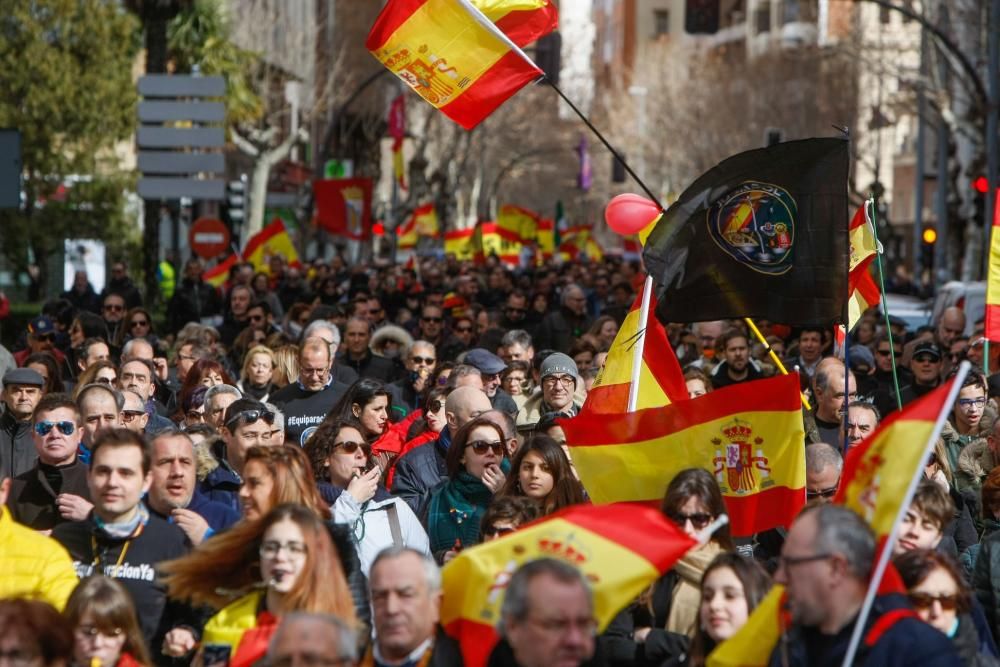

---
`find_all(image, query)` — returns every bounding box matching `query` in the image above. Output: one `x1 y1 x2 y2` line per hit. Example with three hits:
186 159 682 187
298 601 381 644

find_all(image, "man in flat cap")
0 368 46 479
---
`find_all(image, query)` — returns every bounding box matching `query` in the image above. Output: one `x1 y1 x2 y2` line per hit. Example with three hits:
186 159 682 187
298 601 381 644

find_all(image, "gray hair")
446 364 482 389
77 383 125 412
121 338 153 361
501 329 532 350
204 384 242 410
121 389 146 409
264 402 284 431
483 409 517 440
560 283 585 307
805 442 843 474
267 612 358 662
302 320 341 347
847 400 881 424
500 558 592 635
808 505 875 580
370 546 441 593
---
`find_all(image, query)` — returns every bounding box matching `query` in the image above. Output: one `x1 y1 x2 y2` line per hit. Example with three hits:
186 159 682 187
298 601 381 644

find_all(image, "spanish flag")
561 373 806 537
847 203 881 331
367 0 544 130
203 254 237 289
244 218 302 273
535 217 555 260
707 586 788 667
470 0 558 47
475 221 522 266
497 204 540 244
444 227 477 261
986 193 1000 341
396 214 418 251
413 202 440 237
441 503 698 667
584 281 686 413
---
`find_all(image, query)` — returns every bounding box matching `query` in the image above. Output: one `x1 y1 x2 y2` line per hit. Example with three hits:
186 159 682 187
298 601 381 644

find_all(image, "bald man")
392 386 492 516
270 337 352 446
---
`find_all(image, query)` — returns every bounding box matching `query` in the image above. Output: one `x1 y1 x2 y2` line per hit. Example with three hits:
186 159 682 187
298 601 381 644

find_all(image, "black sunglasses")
333 441 368 454
466 440 504 456
806 486 838 500
667 511 713 530
226 409 275 428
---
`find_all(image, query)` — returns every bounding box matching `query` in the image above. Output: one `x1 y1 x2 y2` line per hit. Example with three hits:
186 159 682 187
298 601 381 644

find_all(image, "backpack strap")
385 502 403 547
863 608 918 647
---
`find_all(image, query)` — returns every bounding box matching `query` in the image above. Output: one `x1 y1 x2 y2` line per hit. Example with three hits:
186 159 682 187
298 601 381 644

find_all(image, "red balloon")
605 193 661 235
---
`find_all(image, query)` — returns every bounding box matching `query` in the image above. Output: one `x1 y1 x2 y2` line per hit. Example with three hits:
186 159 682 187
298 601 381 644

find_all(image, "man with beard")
710 329 763 389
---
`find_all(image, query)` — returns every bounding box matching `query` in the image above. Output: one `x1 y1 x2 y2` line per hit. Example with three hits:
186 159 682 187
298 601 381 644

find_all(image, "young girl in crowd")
499 434 585 515
162 504 357 667
64 576 152 667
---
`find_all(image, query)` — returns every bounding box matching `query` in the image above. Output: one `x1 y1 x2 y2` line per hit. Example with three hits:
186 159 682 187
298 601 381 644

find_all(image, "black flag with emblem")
643 137 848 327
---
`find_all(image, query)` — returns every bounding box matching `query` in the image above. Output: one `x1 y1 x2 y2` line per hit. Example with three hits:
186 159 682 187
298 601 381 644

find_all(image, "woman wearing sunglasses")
162 504 357 667
426 416 510 564
305 418 429 576
498 434 585 516
64 575 151 667
602 468 734 666
114 307 160 353
895 549 999 666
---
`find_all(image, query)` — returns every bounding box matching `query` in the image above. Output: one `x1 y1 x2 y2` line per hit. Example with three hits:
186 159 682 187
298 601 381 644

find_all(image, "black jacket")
7 459 91 531
391 432 449 517
601 571 688 667
167 278 223 335
489 636 609 667
534 308 592 354
0 410 37 480
270 380 351 447
338 349 400 384
53 510 196 650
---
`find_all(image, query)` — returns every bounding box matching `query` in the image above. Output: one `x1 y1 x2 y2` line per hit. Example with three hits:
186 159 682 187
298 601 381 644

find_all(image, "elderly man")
465 348 518 415
393 386 492 516
772 505 959 666
366 547 461 667
804 359 856 445
495 559 597 667
271 337 351 446
76 383 123 465
145 429 238 545
805 442 842 504
265 613 358 667
338 317 398 382
302 319 359 385
204 384 242 430
517 354 583 436
841 401 880 450
534 284 591 354
120 390 150 434
391 341 437 412
118 359 173 434
0 368 46 479
7 394 92 531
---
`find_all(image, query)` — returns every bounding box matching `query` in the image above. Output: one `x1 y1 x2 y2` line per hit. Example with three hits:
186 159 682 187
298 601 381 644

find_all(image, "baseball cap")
2 368 45 388
539 353 580 386
912 341 942 361
28 315 55 337
848 345 875 372
464 348 506 376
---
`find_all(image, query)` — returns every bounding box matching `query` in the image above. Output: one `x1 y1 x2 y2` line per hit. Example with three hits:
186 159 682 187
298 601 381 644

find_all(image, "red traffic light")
372 222 385 236
973 176 989 194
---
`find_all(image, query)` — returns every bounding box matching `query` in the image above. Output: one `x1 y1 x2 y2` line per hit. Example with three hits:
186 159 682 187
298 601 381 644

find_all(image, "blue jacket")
769 594 961 667
197 460 242 517
187 490 240 534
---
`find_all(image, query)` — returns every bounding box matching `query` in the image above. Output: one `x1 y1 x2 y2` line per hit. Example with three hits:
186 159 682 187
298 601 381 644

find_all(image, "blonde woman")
271 345 300 389
238 345 276 402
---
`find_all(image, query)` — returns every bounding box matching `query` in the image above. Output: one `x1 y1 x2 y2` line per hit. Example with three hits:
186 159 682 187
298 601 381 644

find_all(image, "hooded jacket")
0 506 78 610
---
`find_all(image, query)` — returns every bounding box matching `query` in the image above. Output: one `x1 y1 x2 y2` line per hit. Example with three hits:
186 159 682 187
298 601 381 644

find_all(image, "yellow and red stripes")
987 196 1000 340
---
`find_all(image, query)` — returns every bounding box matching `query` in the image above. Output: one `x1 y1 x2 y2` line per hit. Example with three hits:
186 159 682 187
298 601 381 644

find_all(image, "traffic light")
921 223 936 274
685 0 720 34
612 152 627 183
222 176 247 232
535 32 561 85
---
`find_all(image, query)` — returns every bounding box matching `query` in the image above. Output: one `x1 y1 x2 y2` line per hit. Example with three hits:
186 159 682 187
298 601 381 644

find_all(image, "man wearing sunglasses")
773 504 960 666
7 394 92 532
101 294 128 344
877 341 943 417
13 315 66 368
0 368 46 480
466 348 518 416
220 398 275 479
390 341 437 412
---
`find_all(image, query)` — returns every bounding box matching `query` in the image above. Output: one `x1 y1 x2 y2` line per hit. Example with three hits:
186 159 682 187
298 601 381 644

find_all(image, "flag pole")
840 361 971 667
866 198 903 410
627 275 654 412
744 318 811 410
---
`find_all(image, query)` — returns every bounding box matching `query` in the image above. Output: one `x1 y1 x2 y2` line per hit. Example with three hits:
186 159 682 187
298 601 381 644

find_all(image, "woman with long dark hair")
498 434 585 515
329 378 391 442
162 504 357 667
64 576 152 667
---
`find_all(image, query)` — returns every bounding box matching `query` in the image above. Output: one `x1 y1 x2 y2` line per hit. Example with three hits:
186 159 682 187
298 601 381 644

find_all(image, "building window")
654 9 670 36
755 4 771 33
879 5 891 23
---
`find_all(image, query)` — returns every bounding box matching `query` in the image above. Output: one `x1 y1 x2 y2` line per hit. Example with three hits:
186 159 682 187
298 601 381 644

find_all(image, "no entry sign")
189 217 230 259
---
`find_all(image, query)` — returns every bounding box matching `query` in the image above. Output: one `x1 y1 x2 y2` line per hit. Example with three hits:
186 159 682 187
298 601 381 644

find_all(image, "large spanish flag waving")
367 0 545 130
444 228 477 261
707 369 967 667
847 202 881 331
562 373 806 537
244 218 302 272
471 0 557 47
584 280 686 413
441 503 698 667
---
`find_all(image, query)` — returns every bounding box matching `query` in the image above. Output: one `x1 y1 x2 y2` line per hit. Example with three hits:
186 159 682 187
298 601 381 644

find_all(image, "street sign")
137 126 225 149
139 178 225 200
138 75 226 98
189 217 231 258
138 101 226 123
137 151 225 174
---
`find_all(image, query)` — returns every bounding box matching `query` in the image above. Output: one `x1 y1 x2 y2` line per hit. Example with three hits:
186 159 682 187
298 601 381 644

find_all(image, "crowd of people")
1 251 999 667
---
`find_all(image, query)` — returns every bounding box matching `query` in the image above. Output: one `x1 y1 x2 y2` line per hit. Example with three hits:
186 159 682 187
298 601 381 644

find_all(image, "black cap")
2 368 45 388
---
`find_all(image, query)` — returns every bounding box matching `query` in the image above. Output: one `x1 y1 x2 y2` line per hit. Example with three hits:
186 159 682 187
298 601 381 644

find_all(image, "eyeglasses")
428 400 444 413
908 592 960 611
35 420 76 436
466 440 505 456
121 409 147 422
506 307 527 315
259 540 308 558
913 355 939 364
543 375 575 389
455 325 473 333
96 376 116 386
422 316 443 323
484 525 517 538
130 320 149 327
957 397 987 410
249 314 265 322
33 332 55 342
333 441 367 454
411 356 435 365
806 486 839 500
667 511 713 530
876 348 893 356
226 409 275 428
75 625 124 638
104 304 124 312
778 552 832 570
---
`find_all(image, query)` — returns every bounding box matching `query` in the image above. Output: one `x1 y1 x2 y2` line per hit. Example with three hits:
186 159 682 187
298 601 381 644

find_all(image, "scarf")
665 540 723 636
95 503 149 539
427 471 494 553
